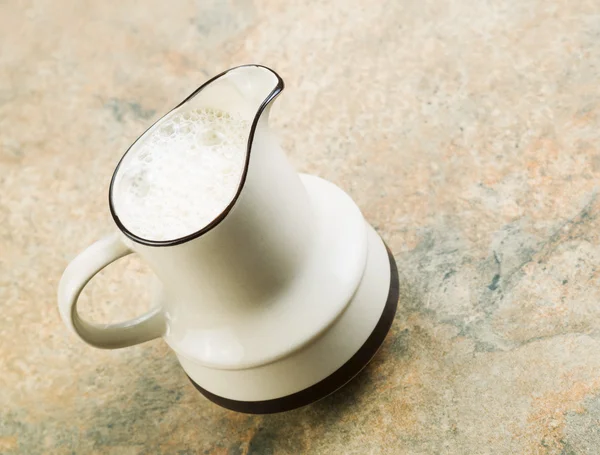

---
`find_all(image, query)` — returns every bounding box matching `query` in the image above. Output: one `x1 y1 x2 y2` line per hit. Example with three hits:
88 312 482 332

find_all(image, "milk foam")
112 107 250 241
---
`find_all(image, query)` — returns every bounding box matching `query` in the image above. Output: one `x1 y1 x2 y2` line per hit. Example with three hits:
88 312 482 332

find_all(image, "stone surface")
2 0 600 453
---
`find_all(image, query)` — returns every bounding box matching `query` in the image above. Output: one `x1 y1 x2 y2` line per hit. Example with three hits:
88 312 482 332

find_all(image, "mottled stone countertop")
3 0 600 453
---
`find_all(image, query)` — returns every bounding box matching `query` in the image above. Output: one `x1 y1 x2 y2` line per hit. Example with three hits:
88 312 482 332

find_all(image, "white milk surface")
112 108 250 241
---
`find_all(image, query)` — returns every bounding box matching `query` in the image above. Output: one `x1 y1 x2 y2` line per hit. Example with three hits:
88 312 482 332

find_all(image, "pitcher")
58 65 399 414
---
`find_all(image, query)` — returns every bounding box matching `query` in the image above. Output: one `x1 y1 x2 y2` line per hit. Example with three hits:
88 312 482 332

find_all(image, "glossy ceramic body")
57 65 398 413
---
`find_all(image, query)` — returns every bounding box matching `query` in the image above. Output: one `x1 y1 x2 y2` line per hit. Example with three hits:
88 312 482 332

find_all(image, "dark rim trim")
108 64 285 247
187 242 399 414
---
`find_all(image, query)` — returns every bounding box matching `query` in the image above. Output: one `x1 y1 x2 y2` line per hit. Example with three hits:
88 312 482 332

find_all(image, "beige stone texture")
2 0 600 453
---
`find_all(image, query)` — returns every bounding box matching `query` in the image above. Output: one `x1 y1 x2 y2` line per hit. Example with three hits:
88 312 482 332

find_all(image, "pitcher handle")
58 232 165 349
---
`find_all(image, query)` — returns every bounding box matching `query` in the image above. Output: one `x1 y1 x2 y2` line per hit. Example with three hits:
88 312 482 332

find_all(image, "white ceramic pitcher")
58 65 399 414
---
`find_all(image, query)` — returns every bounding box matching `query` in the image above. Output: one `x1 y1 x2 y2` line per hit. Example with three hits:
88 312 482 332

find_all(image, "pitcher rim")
108 64 284 247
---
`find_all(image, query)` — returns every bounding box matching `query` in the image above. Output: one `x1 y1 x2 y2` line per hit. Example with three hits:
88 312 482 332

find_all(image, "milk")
112 107 250 241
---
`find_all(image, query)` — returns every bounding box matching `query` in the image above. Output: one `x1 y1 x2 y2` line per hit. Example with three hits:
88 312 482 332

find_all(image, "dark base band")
187 242 399 414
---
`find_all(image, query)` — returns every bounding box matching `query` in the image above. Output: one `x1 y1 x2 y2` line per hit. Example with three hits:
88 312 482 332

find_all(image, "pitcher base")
187 242 399 414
